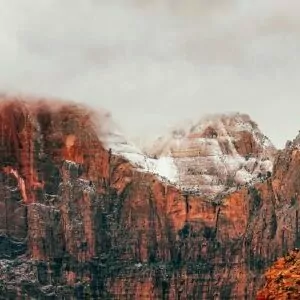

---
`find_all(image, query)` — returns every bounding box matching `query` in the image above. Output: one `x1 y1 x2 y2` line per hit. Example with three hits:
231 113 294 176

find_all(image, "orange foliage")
257 249 300 300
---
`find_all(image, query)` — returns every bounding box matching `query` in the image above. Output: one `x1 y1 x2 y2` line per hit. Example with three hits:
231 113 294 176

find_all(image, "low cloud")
0 0 300 148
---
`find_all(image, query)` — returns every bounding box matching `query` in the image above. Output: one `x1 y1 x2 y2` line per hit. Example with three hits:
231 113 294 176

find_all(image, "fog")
1 0 300 148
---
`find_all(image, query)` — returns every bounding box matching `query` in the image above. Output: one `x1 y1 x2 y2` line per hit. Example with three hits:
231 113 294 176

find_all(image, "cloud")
0 0 300 148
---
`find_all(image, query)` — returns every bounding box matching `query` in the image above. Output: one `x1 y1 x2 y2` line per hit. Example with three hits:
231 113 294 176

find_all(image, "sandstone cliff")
0 96 299 299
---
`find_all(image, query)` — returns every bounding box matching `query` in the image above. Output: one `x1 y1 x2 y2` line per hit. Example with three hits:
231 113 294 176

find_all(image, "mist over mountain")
1 2 300 297
1 0 300 148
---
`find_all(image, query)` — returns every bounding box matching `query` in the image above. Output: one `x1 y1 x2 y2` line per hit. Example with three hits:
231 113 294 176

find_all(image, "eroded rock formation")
145 113 276 198
0 97 299 299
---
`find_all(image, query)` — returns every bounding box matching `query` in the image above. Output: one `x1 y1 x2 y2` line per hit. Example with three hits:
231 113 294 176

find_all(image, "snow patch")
259 160 273 173
104 131 178 183
234 168 253 185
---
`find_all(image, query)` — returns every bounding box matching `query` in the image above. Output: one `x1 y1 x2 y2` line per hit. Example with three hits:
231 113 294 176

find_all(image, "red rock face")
256 250 300 299
0 97 299 299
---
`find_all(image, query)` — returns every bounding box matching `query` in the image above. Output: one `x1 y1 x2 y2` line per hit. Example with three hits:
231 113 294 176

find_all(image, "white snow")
103 130 178 183
151 156 178 182
259 160 273 173
234 168 253 185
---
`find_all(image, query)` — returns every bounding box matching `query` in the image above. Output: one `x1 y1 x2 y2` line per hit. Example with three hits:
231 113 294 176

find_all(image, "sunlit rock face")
146 113 276 199
0 96 300 299
256 249 300 299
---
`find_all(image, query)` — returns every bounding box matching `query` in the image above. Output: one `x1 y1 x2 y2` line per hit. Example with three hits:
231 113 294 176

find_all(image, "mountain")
145 113 276 199
0 96 299 299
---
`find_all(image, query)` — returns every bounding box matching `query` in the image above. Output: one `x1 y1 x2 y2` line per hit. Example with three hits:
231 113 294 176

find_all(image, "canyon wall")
0 98 299 299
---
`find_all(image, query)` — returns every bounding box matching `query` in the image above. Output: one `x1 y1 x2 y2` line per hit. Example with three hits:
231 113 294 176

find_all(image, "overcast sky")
0 0 300 148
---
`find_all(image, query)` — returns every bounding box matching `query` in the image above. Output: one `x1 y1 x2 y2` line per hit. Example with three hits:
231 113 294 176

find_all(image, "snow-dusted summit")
101 112 276 199
145 113 277 198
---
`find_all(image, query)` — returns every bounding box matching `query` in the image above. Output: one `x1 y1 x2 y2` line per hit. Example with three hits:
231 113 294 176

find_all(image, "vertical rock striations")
0 97 299 299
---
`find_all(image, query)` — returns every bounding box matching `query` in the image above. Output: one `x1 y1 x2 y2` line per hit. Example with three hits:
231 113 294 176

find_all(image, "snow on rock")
144 112 277 198
150 156 178 183
234 168 253 185
259 159 273 173
96 111 276 198
103 129 178 183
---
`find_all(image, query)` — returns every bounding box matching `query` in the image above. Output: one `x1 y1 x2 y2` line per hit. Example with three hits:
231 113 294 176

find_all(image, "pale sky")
0 0 300 148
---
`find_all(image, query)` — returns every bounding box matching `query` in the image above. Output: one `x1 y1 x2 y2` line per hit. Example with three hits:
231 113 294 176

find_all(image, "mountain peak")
144 112 276 198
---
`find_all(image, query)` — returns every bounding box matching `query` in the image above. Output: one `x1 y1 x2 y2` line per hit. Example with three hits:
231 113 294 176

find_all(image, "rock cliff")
0 96 299 299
